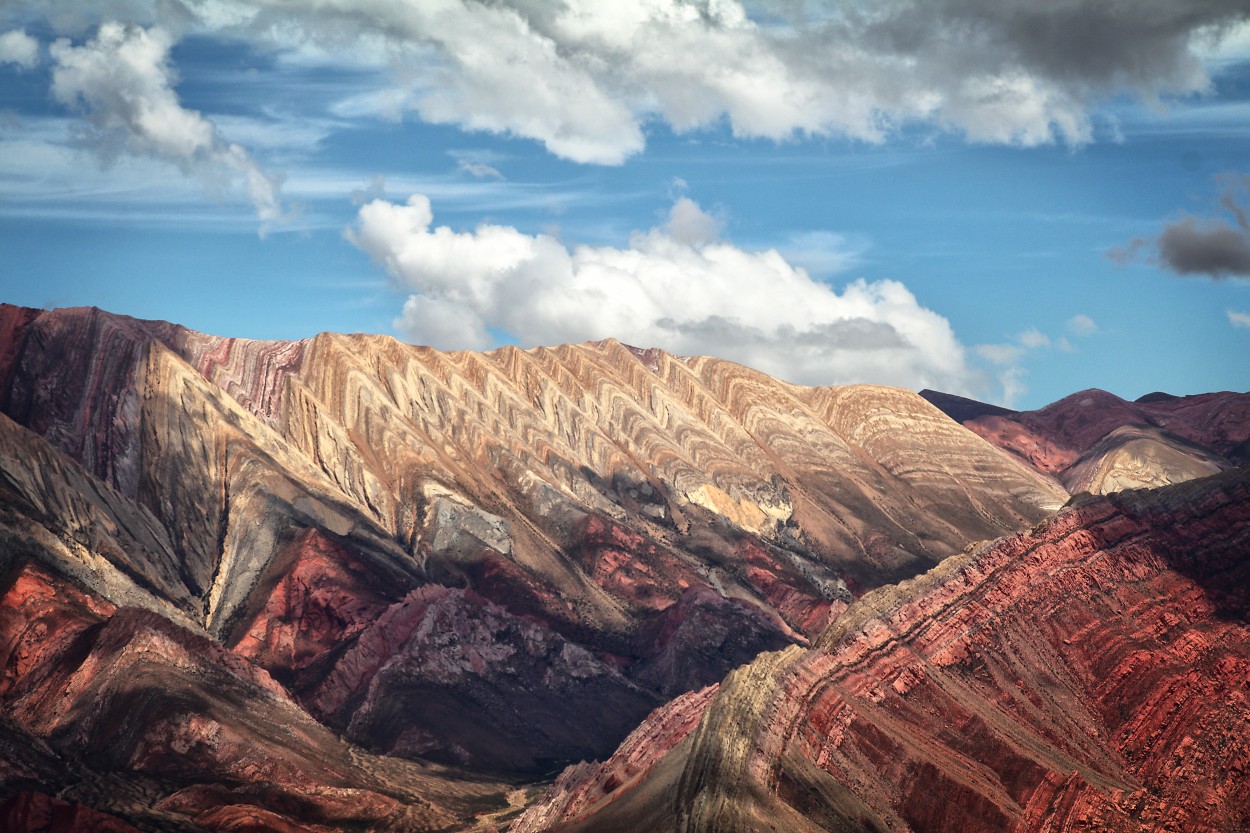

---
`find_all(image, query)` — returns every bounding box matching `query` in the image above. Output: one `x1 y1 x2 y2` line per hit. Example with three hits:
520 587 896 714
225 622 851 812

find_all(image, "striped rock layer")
0 303 1070 830
518 466 1250 833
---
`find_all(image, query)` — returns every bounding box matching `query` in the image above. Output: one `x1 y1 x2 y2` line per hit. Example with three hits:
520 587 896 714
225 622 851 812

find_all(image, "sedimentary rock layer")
521 466 1250 832
0 304 1069 778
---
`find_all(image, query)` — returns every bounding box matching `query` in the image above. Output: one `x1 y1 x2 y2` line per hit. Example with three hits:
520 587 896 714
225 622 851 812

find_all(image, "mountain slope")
0 302 1070 828
518 465 1250 833
922 387 1250 495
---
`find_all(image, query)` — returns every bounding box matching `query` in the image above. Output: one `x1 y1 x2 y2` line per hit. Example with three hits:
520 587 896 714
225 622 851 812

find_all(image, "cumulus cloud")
1229 310 1250 328
348 193 981 393
0 29 38 68
49 22 283 226
18 0 1250 163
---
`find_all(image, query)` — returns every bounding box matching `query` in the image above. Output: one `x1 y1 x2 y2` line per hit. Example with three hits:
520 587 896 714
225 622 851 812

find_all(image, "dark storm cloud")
1157 217 1250 277
1113 173 1250 279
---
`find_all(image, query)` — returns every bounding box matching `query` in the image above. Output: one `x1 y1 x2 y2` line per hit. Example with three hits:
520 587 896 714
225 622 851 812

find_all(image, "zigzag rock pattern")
3 302 1242 832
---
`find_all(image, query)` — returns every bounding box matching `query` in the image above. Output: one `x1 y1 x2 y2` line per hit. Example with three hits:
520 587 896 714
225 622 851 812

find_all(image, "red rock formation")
926 386 1250 494
11 302 1244 832
522 466 1250 833
306 583 661 772
0 792 142 833
0 303 1068 785
511 685 719 833
0 558 514 831
231 528 395 683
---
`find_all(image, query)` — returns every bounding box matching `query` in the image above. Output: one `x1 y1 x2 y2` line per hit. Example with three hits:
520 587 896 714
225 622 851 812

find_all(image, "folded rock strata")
0 304 1069 788
519 465 1250 833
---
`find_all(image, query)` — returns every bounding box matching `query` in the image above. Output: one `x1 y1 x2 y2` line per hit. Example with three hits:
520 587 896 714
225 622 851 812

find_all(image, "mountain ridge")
518 464 1250 832
1 302 1245 832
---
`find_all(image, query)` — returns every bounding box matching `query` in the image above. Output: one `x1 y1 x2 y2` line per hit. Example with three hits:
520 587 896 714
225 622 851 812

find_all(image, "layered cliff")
518 465 1250 832
0 304 1068 778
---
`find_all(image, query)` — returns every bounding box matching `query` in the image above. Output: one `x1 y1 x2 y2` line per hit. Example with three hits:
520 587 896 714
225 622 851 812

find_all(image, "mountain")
2 304 1246 832
515 465 1250 833
921 387 1250 494
0 304 1069 830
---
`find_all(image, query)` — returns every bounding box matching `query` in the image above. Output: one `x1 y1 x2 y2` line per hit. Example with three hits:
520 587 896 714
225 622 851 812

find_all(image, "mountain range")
1 304 1246 833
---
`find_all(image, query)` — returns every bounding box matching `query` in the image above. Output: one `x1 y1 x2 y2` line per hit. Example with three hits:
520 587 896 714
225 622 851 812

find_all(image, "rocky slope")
0 303 1073 829
923 387 1250 494
0 305 1065 766
518 465 1250 833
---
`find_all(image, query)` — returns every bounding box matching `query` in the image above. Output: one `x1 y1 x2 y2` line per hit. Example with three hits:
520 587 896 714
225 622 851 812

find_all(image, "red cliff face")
522 466 1250 833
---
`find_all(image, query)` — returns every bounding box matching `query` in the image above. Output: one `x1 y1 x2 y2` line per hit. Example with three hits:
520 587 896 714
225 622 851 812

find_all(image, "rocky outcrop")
1060 424 1227 494
511 685 719 833
523 466 1250 832
307 584 662 772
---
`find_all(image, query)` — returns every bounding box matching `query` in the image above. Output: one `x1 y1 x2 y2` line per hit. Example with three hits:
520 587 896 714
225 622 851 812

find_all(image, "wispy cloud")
450 148 507 181
972 315 1100 406
1229 309 1250 328
47 22 285 230
1067 314 1099 336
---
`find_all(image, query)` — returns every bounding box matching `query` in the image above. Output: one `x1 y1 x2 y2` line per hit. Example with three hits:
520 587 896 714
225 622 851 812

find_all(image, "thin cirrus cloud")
11 1 1250 165
47 22 284 228
974 315 1099 405
347 194 982 395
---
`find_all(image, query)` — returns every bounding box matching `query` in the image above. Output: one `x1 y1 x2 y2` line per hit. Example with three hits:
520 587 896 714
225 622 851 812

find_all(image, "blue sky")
1 2 1249 409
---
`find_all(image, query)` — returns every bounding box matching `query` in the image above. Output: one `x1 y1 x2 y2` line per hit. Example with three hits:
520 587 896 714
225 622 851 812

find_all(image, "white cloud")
1229 309 1250 328
974 321 1090 407
21 1 1249 165
48 22 284 227
663 196 720 246
777 230 863 278
349 193 982 393
457 160 504 180
451 149 506 180
0 29 38 68
975 343 1024 366
1018 327 1050 349
1066 313 1098 336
